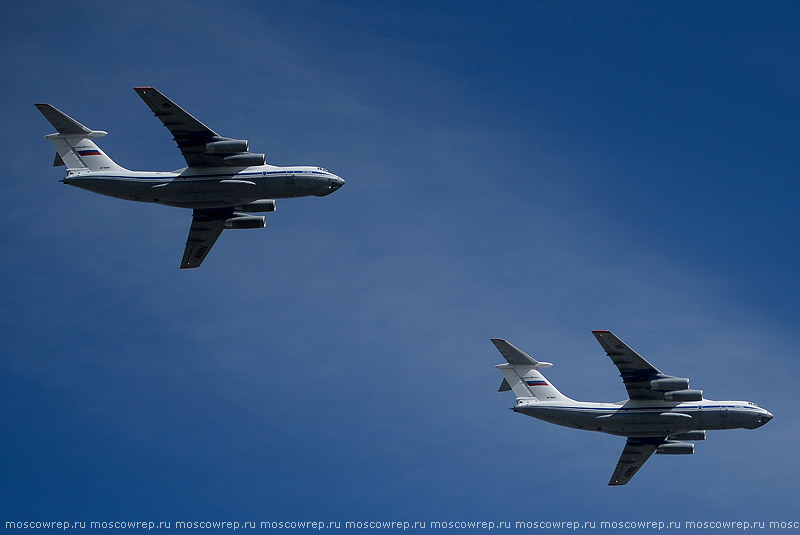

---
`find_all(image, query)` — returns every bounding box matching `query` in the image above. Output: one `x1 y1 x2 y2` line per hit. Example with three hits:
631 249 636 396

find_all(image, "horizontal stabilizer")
491 339 553 368
35 104 107 138
36 103 91 135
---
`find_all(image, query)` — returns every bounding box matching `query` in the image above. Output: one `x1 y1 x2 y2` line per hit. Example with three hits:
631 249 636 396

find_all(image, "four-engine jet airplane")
36 87 345 268
493 331 772 485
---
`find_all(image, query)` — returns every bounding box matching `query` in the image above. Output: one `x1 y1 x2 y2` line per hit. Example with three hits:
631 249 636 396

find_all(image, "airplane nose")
759 411 773 426
314 175 345 197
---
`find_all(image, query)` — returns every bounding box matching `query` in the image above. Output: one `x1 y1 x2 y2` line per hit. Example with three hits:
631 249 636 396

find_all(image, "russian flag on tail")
526 380 548 386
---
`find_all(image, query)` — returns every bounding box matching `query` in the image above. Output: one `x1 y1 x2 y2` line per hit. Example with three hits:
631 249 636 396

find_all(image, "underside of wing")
609 437 663 486
181 209 232 269
134 87 265 168
592 331 666 400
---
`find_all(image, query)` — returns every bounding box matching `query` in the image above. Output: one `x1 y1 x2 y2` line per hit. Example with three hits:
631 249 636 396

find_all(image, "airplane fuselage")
62 164 345 210
513 398 772 437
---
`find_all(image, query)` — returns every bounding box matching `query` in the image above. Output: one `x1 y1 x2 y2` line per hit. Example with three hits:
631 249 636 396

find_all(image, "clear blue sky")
2 1 798 532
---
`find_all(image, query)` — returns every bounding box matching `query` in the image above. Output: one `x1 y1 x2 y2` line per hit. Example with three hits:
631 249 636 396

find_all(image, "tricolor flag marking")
526 380 548 386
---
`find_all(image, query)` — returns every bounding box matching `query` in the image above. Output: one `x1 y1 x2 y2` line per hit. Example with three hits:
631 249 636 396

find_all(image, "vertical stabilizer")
492 339 571 401
36 104 125 172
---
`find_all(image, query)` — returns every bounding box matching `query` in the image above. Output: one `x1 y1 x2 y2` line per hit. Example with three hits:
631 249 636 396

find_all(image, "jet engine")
205 139 249 153
224 213 266 229
650 377 690 391
664 389 704 402
656 442 694 455
234 199 276 212
222 153 266 166
669 431 706 441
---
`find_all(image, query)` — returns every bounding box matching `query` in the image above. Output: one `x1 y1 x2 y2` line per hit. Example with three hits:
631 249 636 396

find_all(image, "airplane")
493 331 773 486
36 87 345 269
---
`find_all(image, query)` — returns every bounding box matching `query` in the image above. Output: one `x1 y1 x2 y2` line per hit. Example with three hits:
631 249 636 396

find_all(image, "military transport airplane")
493 331 772 485
36 87 344 268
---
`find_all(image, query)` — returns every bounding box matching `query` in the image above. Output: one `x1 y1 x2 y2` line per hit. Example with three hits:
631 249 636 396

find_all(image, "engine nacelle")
656 442 694 455
664 389 703 402
234 199 276 213
224 214 266 229
206 139 249 153
650 377 690 391
222 153 266 166
669 431 706 441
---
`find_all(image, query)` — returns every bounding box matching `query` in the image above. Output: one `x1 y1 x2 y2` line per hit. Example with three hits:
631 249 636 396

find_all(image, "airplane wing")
134 87 265 168
181 209 232 269
609 437 664 486
592 331 666 400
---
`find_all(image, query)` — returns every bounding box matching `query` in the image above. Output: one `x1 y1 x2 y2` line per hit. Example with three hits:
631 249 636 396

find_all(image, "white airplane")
493 331 773 485
36 87 345 269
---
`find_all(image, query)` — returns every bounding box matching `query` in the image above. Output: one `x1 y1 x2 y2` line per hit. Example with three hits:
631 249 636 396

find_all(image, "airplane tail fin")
36 104 125 172
492 338 571 401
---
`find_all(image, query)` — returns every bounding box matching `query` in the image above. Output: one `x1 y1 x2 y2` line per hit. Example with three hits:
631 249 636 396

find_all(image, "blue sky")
2 1 799 531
